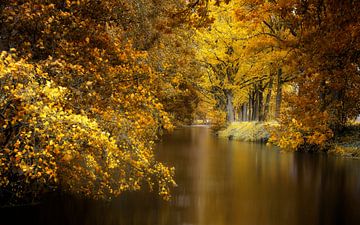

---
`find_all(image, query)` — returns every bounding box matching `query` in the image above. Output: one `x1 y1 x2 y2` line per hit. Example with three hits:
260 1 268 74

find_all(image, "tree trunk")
253 84 259 121
239 103 246 121
242 103 247 121
264 75 274 120
258 81 264 121
275 68 283 119
225 90 235 122
248 92 253 121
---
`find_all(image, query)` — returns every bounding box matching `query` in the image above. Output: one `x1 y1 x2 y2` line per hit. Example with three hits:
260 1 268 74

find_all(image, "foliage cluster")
0 0 207 203
194 0 360 151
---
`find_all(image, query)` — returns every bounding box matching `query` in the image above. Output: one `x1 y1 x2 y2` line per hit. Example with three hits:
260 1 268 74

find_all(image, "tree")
236 0 360 150
146 29 202 125
195 1 247 123
0 0 208 203
195 0 293 124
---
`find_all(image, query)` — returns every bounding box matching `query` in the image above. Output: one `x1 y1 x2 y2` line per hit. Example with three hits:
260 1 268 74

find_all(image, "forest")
0 0 359 205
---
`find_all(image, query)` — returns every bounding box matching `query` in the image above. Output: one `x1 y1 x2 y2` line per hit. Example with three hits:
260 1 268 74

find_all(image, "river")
1 126 360 225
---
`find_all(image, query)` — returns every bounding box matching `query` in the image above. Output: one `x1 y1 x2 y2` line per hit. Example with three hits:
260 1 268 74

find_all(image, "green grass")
218 121 277 142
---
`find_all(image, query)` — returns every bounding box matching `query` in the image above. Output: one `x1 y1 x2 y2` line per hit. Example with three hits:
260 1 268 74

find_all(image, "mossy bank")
328 124 360 158
217 122 360 159
217 122 277 142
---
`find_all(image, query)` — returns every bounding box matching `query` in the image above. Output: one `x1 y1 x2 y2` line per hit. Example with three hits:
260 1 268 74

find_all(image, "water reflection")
1 127 360 225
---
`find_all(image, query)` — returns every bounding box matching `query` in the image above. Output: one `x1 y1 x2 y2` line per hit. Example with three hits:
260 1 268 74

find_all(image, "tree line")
194 0 360 150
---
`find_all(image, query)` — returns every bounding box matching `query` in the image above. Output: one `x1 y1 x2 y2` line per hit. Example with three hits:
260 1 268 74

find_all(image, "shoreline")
217 121 273 142
217 121 360 159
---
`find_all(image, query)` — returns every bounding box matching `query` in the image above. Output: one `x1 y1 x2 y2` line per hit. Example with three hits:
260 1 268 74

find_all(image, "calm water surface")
1 127 360 225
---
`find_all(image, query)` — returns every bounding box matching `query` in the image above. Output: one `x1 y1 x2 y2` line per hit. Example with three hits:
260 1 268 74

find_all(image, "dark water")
1 126 360 225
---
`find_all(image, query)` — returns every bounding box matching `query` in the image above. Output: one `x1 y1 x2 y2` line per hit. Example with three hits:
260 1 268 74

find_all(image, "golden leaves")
0 0 186 202
0 51 176 201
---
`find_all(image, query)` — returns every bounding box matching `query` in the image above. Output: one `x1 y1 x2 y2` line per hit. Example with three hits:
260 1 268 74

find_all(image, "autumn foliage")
256 0 360 149
0 0 207 203
0 0 359 205
195 0 360 150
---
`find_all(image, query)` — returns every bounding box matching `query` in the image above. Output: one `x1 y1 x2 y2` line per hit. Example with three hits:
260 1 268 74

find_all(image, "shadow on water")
1 127 360 225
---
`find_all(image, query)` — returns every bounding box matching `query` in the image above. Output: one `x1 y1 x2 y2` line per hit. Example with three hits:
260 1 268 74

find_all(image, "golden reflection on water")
164 127 360 225
1 127 360 225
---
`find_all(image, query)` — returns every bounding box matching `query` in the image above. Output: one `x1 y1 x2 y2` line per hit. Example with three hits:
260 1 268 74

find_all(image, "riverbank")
217 121 275 142
217 122 360 159
328 124 360 158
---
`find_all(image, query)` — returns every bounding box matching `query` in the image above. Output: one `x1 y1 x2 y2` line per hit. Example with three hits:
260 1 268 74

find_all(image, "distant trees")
195 1 291 124
195 0 360 150
247 0 360 149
